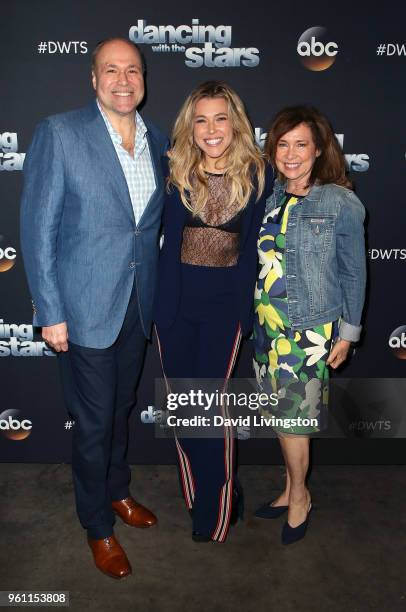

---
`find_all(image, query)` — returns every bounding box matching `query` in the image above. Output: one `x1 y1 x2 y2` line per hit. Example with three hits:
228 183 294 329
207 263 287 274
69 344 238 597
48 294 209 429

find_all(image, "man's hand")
326 338 351 369
42 322 68 352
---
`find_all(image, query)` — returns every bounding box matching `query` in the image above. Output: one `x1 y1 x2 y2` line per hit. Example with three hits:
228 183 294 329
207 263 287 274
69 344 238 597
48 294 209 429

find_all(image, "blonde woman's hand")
326 339 351 369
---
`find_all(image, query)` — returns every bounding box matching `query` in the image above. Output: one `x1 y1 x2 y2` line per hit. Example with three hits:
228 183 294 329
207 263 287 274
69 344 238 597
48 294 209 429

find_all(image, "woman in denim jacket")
253 106 366 544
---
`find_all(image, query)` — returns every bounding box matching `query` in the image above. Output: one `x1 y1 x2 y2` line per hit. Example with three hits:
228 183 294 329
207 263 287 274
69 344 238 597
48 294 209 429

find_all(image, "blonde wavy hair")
169 81 265 215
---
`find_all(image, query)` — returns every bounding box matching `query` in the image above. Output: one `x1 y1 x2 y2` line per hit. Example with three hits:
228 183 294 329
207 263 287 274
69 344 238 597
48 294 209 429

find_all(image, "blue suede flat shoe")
254 501 288 519
281 503 312 545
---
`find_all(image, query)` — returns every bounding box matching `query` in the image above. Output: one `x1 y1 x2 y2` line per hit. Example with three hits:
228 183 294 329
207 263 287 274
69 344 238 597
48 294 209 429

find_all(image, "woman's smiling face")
193 97 233 171
275 122 320 184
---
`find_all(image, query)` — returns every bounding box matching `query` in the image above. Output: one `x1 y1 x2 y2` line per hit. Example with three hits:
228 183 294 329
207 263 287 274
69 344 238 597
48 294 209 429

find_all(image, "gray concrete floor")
0 464 405 612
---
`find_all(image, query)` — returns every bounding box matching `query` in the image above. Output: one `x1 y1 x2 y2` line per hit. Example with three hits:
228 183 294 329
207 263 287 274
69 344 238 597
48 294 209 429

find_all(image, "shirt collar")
96 99 148 150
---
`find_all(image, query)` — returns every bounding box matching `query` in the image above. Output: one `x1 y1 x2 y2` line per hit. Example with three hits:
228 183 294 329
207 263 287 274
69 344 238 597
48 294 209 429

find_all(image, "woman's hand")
326 338 352 369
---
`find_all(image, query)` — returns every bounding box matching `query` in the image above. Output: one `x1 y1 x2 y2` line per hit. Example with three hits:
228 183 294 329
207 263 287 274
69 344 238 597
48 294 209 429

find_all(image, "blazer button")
134 229 141 236
129 262 136 269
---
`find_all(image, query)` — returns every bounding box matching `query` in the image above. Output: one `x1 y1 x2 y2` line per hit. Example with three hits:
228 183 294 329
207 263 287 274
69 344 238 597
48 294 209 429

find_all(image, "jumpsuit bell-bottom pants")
156 263 242 542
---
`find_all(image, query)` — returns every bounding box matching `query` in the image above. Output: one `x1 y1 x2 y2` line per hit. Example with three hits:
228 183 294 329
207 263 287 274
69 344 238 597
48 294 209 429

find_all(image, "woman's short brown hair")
265 105 352 189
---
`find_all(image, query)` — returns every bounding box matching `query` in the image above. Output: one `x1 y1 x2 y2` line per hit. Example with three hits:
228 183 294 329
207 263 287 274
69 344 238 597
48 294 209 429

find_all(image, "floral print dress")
252 193 338 434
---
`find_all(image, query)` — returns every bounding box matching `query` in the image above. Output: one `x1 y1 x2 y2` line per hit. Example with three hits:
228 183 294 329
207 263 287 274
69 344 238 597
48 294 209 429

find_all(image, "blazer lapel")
240 190 257 251
84 101 135 222
137 129 163 227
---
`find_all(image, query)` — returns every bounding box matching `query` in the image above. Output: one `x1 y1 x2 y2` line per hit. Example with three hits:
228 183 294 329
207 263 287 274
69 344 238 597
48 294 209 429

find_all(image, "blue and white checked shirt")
97 99 156 225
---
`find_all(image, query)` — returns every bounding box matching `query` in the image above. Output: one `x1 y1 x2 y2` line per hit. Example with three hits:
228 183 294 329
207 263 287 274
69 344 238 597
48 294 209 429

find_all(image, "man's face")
92 40 144 117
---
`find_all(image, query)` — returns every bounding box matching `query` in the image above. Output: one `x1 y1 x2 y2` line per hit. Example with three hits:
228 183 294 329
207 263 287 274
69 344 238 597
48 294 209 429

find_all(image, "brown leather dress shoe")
87 535 131 579
112 497 157 528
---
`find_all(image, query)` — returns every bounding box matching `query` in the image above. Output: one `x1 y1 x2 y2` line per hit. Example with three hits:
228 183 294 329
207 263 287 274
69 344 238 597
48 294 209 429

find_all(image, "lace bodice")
180 173 242 267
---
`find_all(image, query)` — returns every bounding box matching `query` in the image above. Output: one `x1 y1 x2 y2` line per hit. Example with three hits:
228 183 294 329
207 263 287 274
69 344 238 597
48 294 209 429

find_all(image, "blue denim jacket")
265 180 367 342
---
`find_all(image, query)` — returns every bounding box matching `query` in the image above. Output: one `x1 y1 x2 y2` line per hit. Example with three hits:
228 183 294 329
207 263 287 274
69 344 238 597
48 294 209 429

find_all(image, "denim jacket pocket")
299 214 336 252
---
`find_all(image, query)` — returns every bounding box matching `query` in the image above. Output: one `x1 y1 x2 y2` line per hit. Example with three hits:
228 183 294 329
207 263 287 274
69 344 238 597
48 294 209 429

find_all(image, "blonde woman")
154 81 273 543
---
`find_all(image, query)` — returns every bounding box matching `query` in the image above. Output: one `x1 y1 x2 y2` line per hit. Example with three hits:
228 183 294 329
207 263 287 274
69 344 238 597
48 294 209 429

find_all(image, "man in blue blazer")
20 38 169 579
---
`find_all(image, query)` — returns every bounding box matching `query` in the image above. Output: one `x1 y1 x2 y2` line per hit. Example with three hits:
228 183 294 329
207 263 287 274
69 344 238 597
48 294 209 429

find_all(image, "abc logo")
0 409 32 440
297 27 338 71
0 235 16 272
389 326 406 359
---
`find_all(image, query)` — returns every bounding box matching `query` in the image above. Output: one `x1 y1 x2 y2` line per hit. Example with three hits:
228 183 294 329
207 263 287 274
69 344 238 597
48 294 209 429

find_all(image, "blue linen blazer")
20 100 169 348
153 160 274 336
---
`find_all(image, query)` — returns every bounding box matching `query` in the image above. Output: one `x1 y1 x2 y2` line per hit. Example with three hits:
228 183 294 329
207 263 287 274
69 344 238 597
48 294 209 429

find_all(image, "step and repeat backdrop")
1 0 405 464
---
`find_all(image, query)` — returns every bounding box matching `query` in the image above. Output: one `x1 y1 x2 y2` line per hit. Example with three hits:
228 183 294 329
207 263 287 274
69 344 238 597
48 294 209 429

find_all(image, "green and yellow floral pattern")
253 194 337 434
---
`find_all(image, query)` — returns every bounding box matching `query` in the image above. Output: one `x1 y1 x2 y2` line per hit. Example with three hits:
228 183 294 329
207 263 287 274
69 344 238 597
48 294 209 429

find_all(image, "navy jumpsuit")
154 163 272 541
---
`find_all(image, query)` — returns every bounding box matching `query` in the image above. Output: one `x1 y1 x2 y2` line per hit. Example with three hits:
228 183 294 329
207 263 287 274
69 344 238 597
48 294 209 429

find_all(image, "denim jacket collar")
269 178 325 210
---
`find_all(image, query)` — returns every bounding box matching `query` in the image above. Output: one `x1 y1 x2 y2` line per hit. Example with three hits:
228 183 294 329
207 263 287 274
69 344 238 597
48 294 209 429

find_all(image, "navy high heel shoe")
192 531 211 543
281 503 312 545
254 500 288 519
230 488 244 526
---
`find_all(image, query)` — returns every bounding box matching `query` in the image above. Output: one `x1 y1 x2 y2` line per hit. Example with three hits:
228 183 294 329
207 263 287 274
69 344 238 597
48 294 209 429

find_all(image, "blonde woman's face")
193 97 233 170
